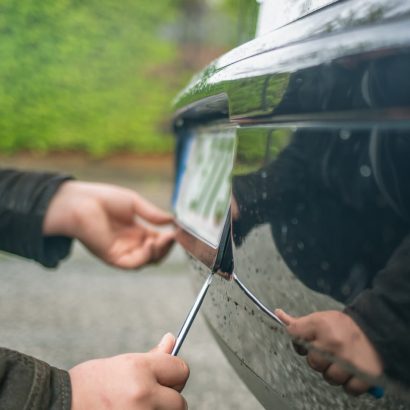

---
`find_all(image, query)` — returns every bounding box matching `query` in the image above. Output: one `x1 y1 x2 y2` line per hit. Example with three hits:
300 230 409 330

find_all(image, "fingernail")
159 332 175 348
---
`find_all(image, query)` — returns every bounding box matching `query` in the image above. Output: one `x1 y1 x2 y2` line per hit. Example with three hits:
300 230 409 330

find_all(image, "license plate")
174 126 236 248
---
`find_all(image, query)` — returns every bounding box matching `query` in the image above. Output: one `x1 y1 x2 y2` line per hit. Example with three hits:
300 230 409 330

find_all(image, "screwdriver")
171 272 214 356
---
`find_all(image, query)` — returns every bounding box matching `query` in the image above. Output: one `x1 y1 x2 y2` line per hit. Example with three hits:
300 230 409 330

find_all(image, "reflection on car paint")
230 124 410 407
233 126 409 303
256 0 340 37
221 0 405 68
176 1 410 119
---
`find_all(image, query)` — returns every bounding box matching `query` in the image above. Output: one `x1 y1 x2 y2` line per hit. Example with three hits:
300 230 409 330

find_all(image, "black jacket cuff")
0 169 73 267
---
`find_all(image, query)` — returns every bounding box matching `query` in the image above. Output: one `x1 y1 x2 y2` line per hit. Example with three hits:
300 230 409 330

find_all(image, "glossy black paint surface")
232 125 409 304
173 2 410 408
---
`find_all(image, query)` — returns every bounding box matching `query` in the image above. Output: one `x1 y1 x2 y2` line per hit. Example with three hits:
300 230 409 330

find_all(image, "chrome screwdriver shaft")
171 272 214 356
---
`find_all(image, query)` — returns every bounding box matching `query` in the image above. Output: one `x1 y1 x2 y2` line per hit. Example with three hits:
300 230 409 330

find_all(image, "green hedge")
0 1 258 156
0 1 183 156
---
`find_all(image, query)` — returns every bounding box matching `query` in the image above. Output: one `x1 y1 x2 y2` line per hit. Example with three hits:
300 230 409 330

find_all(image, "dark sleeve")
344 234 410 386
0 348 71 410
0 169 73 268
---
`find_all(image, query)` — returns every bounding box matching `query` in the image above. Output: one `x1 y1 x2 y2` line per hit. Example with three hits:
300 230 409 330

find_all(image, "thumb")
275 308 296 326
151 333 176 354
275 309 308 355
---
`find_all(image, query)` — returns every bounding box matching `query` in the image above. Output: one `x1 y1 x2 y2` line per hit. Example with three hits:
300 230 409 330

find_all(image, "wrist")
43 181 88 238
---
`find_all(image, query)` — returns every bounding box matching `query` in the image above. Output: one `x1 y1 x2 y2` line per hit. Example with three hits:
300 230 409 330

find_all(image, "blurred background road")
0 156 264 410
0 2 264 407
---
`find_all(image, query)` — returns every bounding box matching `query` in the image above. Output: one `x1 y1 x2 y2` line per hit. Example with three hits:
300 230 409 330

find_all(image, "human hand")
275 309 383 396
69 333 189 410
43 181 175 269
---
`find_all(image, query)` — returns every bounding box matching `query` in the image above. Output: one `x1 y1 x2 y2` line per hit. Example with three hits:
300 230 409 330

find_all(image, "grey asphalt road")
0 157 264 410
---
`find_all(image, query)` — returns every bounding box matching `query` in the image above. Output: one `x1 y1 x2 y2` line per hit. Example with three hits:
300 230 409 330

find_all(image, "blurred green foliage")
0 1 246 156
0 1 258 156
234 128 291 175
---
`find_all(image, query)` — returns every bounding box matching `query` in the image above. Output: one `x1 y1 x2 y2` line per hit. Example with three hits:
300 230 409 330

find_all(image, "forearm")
0 169 73 267
0 348 71 410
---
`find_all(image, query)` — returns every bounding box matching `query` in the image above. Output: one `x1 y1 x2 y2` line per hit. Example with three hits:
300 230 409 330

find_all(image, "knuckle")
175 394 188 410
129 354 149 370
170 356 189 378
178 358 190 379
324 329 344 351
344 377 369 396
307 353 329 372
133 383 153 402
323 365 348 386
328 338 343 351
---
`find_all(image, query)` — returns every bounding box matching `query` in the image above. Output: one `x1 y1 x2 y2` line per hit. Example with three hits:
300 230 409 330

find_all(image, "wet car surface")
172 1 410 408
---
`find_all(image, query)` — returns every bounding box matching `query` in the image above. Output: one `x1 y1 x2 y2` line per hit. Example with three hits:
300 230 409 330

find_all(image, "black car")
172 1 410 408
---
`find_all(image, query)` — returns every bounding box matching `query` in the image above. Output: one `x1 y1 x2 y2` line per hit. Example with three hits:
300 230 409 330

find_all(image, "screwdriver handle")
172 272 213 356
368 386 384 399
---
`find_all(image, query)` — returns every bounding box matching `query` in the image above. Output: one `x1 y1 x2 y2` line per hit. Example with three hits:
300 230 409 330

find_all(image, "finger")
343 376 370 396
275 310 307 355
231 198 240 220
275 309 317 342
151 333 176 354
274 309 296 325
287 316 318 342
306 350 331 373
151 231 176 262
133 194 174 225
155 387 188 410
323 363 352 386
150 354 190 389
115 238 155 269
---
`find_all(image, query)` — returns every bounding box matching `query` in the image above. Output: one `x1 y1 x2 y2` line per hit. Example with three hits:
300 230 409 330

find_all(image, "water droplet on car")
339 129 351 140
281 224 288 235
297 241 304 250
320 261 330 271
261 171 267 179
291 218 298 225
360 165 372 177
262 192 267 200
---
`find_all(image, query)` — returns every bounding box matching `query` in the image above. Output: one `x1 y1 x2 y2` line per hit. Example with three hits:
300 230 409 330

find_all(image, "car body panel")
256 0 340 37
172 2 410 408
175 0 410 120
